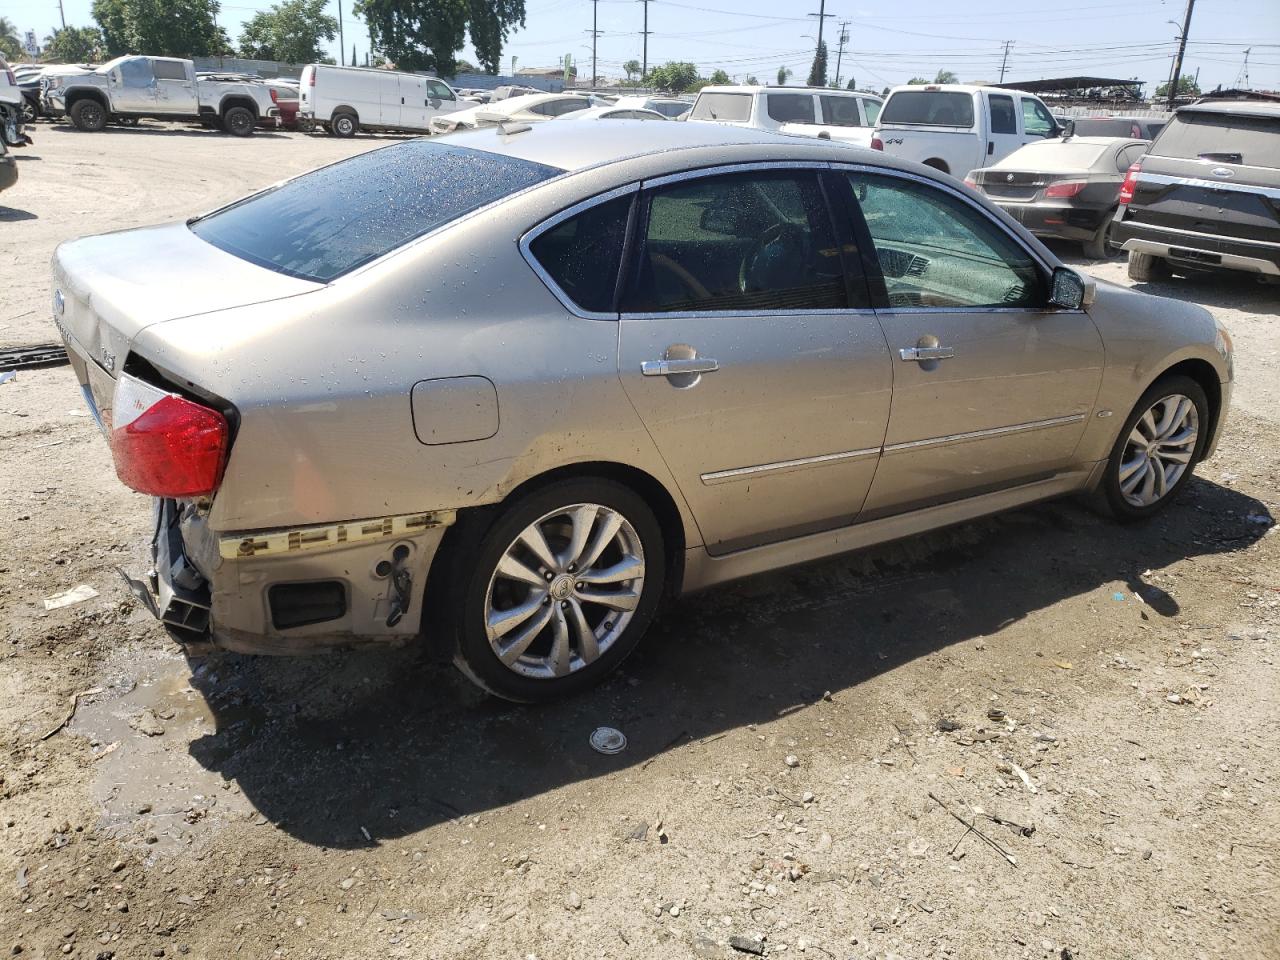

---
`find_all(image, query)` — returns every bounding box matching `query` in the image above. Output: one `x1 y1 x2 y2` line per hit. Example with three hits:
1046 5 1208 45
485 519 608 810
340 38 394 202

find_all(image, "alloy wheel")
484 503 645 680
1118 394 1198 507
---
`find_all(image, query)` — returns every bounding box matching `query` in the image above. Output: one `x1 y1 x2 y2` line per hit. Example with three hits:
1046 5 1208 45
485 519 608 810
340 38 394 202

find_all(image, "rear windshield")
690 92 751 122
190 142 561 282
881 90 975 127
1152 111 1280 168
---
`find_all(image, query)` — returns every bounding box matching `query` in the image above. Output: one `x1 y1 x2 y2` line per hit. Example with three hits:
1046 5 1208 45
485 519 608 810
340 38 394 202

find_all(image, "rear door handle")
899 346 955 362
641 358 720 376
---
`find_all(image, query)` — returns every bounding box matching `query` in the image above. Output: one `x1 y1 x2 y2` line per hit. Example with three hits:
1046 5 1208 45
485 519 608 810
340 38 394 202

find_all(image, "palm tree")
0 17 25 59
777 65 792 86
623 59 641 84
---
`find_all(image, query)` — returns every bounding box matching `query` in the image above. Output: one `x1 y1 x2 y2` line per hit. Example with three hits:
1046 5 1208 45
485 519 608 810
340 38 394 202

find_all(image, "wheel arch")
1154 357 1223 454
219 95 260 118
922 157 950 174
330 105 358 121
65 88 109 111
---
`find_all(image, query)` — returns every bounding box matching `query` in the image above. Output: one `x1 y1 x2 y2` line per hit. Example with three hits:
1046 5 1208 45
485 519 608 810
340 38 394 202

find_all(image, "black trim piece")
268 581 348 630
610 191 640 315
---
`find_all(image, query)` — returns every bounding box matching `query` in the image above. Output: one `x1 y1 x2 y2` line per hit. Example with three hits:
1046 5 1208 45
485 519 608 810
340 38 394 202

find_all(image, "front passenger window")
623 171 855 313
847 173 1044 309
1021 97 1055 137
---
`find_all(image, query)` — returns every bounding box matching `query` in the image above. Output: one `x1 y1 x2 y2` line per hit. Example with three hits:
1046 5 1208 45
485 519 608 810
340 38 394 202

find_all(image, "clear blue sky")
8 0 1278 93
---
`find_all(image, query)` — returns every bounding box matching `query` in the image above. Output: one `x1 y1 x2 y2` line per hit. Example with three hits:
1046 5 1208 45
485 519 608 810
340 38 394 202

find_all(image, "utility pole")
337 0 345 65
807 1 834 70
1167 0 1196 109
591 0 599 87
833 21 850 88
1238 47 1250 88
57 0 66 29
998 40 1013 83
640 0 651 80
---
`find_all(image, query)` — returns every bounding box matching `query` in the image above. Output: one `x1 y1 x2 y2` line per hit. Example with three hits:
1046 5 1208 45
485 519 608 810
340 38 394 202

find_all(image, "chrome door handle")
641 358 720 377
899 346 955 362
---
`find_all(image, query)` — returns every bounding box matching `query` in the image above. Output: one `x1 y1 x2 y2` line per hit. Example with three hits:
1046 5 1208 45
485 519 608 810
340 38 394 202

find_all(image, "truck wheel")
1127 250 1171 283
331 111 358 138
70 99 107 132
1082 212 1117 260
20 99 36 124
222 106 255 137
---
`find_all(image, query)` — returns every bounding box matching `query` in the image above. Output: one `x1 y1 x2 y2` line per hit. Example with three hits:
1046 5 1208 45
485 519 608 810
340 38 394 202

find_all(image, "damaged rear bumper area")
122 499 455 655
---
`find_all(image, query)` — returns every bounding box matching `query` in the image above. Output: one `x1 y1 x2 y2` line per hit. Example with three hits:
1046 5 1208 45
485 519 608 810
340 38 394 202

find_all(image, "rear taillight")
270 87 279 103
1118 161 1141 205
110 374 228 498
1044 180 1087 198
963 176 978 189
870 135 884 151
308 69 316 86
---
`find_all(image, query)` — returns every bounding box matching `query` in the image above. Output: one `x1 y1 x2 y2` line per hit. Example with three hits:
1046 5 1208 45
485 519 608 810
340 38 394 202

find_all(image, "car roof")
441 118 846 172
1179 100 1280 119
696 84 867 97
564 106 666 120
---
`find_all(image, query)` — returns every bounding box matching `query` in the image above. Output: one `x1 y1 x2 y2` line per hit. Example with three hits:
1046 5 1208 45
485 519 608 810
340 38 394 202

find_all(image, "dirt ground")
2 121 1278 960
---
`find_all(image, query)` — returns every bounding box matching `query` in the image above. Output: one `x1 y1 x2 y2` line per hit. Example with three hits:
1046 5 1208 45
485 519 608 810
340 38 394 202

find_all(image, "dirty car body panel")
51 121 1232 687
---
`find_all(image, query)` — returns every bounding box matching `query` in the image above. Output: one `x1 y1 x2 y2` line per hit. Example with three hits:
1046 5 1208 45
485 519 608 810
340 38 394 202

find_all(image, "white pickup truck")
871 83 1063 177
44 55 278 136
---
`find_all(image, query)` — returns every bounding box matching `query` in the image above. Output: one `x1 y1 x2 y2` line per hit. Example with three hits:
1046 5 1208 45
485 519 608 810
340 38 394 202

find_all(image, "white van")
687 85 883 148
298 64 466 137
871 83 1062 177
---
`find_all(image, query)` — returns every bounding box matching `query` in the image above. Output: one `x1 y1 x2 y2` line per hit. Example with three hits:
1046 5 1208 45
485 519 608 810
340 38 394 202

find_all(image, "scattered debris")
997 758 1038 794
39 687 103 740
928 792 1017 867
907 838 930 858
128 709 165 737
0 371 15 385
986 707 1008 722
42 584 99 611
0 343 69 371
729 934 766 956
784 754 800 768
590 727 628 755
936 716 963 732
1053 660 1073 670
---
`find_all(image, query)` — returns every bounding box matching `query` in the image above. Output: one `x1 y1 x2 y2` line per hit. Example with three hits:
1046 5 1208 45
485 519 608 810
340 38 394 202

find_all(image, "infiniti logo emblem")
53 288 65 317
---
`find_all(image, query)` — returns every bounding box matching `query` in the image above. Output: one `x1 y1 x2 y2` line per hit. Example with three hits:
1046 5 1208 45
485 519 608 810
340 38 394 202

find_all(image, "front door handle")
899 346 955 362
641 358 719 377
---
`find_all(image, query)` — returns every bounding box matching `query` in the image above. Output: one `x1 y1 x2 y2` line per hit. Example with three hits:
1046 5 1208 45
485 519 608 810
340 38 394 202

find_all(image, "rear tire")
69 99 107 132
1127 250 1170 282
1083 212 1117 260
445 478 666 702
222 106 255 137
1094 374 1209 522
330 111 358 137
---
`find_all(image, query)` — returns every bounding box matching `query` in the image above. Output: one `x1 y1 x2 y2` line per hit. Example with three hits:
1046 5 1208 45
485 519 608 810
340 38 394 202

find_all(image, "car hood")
53 221 319 372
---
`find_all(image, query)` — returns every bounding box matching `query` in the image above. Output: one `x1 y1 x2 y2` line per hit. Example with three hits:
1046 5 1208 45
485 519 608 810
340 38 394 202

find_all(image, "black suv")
1112 100 1280 283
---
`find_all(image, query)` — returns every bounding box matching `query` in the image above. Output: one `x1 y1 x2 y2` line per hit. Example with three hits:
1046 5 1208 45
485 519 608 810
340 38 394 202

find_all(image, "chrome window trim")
882 413 1087 455
642 160 832 191
517 181 641 321
1135 171 1280 203
621 306 878 321
702 447 880 485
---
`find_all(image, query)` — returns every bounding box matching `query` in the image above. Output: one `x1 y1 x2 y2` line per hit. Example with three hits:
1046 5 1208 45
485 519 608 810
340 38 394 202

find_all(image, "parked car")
612 95 691 119
489 84 539 101
0 56 27 145
1068 115 1166 139
44 56 277 135
298 64 465 137
872 83 1063 176
558 105 668 121
687 84 883 147
51 123 1232 700
262 79 299 129
966 136 1150 258
18 63 93 122
429 92 591 134
1112 100 1280 282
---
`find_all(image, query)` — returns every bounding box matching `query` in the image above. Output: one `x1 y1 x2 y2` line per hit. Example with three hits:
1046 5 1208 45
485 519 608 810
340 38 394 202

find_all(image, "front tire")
330 111 358 137
446 478 666 702
1127 250 1170 282
1097 374 1209 522
222 106 255 137
69 99 107 132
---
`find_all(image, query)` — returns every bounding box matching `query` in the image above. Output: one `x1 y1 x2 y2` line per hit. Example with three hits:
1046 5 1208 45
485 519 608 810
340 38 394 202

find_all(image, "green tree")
238 0 336 63
906 76 928 85
934 69 958 84
0 17 23 59
806 40 827 87
43 26 104 62
745 74 758 85
92 0 231 58
776 65 792 86
708 68 729 85
645 61 699 94
623 58 641 83
356 0 524 76
1155 73 1200 99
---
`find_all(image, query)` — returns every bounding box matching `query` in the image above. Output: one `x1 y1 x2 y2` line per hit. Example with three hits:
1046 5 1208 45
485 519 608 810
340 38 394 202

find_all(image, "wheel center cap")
549 575 574 601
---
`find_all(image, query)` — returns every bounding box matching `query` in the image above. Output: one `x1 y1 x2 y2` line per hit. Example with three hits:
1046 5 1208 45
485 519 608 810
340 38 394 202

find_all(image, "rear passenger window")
622 171 855 314
989 95 1016 134
528 195 632 314
819 95 862 127
766 94 816 124
863 99 881 124
152 60 187 81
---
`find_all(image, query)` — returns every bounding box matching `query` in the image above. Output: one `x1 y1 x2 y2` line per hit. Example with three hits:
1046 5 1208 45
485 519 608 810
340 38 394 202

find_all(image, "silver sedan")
51 122 1233 701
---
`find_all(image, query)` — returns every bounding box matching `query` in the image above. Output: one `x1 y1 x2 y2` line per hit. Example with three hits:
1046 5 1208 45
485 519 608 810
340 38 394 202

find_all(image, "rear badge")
1211 167 1234 179
53 288 65 317
1006 173 1015 182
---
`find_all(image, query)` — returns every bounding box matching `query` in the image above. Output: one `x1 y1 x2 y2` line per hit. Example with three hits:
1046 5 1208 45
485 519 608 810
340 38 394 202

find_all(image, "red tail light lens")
111 374 228 498
963 176 978 189
308 68 316 86
1044 180 1087 198
1118 161 1141 205
870 135 884 151
270 87 279 103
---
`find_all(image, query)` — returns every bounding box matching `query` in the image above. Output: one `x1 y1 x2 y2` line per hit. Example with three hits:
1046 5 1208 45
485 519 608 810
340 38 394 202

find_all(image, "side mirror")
1060 118 1075 139
1049 267 1094 310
